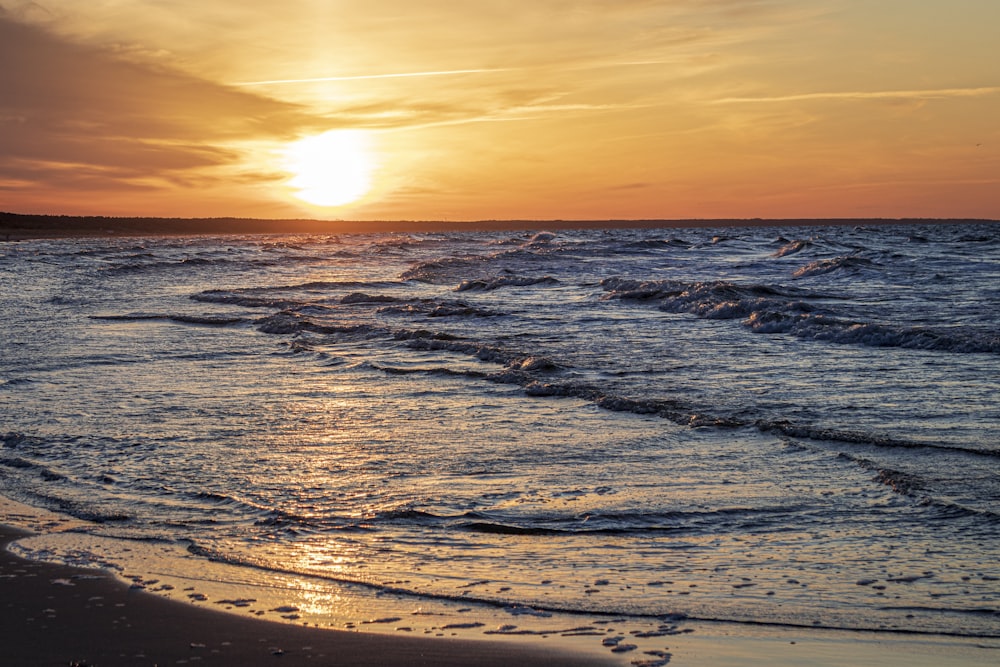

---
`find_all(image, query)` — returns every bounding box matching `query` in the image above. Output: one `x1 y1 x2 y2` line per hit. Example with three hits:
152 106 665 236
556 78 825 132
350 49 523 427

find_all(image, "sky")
1 0 998 221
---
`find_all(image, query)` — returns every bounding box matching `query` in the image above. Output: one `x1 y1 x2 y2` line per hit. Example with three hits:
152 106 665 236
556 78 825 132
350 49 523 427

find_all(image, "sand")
1 525 614 666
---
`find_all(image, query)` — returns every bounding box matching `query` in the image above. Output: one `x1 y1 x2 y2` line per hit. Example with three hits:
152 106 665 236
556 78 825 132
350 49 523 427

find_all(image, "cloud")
304 90 645 132
0 15 315 193
713 87 1000 104
233 68 516 87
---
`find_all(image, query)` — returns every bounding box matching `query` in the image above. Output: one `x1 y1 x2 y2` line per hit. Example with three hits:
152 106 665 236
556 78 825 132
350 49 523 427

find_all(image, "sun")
282 129 375 207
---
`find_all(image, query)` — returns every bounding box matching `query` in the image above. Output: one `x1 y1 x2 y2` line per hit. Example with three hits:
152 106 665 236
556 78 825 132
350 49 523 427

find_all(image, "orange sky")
1 1 998 221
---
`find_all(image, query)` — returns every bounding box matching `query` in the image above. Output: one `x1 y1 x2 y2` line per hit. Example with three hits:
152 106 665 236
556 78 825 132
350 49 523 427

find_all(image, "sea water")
1 223 998 653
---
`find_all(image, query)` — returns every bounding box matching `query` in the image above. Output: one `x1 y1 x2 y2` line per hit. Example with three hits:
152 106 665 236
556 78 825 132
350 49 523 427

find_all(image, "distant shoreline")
1 211 995 240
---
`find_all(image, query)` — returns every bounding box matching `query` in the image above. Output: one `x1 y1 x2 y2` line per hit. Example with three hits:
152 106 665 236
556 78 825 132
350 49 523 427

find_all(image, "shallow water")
2 222 998 646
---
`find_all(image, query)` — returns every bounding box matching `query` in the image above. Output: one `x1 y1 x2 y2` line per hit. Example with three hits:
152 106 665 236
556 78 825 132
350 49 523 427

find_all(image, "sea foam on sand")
3 499 998 667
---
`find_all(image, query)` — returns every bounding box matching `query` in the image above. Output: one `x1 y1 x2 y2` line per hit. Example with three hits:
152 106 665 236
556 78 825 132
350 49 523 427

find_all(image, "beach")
5 521 998 666
1 524 615 666
5 1 998 662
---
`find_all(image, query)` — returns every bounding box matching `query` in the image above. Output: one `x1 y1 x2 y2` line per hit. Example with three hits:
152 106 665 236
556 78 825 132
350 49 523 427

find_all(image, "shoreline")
0 523 615 666
2 211 995 240
4 509 999 667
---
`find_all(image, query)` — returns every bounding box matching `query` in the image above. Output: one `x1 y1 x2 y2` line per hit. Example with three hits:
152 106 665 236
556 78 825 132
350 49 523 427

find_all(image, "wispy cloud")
310 88 647 132
714 86 1000 104
232 59 673 88
233 68 515 87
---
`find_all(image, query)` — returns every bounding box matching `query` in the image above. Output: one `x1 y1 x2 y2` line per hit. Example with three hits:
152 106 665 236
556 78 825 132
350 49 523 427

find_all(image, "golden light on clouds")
282 130 375 207
0 1 998 220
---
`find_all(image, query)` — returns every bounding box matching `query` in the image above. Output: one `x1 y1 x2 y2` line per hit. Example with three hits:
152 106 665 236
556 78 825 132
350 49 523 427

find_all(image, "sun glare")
283 130 375 207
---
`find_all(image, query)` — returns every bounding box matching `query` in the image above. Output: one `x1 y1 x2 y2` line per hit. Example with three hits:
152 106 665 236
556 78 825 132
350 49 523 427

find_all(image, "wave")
378 300 504 318
254 304 503 340
746 312 1000 353
91 240 358 275
246 298 1000 454
0 455 67 482
400 334 1000 458
0 431 44 449
339 292 399 305
455 275 559 292
602 277 824 312
658 283 816 321
762 421 1000 459
190 292 301 308
830 452 1000 522
192 280 401 306
89 313 247 326
237 502 811 539
69 244 150 257
199 286 506 322
624 237 692 251
401 335 563 372
264 279 400 293
399 332 970 449
523 231 557 246
0 459 135 525
792 255 880 278
399 233 567 286
450 506 803 536
101 256 280 275
400 255 492 284
367 362 486 379
427 302 504 317
772 238 814 257
601 277 999 354
255 310 382 337
384 338 736 427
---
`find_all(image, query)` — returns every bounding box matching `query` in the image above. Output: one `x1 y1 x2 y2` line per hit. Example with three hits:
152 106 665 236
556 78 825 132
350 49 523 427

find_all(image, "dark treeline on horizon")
1 211 995 240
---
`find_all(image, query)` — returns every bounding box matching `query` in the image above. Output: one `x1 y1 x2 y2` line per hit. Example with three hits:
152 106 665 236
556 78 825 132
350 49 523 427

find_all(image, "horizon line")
4 211 998 224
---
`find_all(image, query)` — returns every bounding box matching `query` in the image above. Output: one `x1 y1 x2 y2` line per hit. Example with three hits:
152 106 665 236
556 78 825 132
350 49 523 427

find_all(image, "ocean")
1 222 998 656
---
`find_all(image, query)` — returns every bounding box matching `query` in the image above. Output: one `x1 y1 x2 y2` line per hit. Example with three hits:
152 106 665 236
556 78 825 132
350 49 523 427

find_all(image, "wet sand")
6 523 999 667
1 525 612 666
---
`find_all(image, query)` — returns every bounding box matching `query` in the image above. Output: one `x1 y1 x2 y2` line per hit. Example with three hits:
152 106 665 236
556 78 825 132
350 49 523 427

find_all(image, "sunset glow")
1 1 998 220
